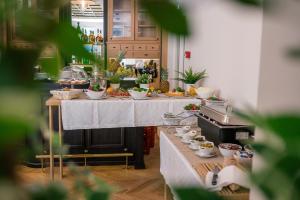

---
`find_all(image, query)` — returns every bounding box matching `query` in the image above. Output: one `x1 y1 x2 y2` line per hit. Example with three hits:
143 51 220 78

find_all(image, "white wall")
257 0 300 113
169 0 263 108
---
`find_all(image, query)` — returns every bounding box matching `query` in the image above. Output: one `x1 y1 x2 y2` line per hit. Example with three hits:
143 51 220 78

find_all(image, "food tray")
161 115 183 126
50 89 82 100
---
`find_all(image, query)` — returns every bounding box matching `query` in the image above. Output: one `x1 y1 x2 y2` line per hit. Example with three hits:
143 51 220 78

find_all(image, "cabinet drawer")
146 44 160 51
107 44 120 51
124 51 133 58
133 44 146 51
133 51 160 59
108 49 120 58
121 44 133 51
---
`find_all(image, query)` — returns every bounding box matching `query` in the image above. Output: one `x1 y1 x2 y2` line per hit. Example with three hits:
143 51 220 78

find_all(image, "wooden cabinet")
135 5 160 41
108 0 135 41
107 0 161 59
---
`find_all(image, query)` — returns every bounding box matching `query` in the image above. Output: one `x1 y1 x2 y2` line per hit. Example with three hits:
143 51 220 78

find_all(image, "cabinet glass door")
111 0 134 40
135 7 159 40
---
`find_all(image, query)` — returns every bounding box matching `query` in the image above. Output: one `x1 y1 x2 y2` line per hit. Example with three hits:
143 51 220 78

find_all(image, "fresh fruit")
184 104 201 110
189 86 197 96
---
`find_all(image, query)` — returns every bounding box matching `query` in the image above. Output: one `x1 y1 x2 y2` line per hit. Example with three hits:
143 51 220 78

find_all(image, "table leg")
49 106 54 180
58 105 63 179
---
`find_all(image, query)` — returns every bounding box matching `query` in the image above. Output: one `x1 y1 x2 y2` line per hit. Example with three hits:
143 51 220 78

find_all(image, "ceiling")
71 0 104 18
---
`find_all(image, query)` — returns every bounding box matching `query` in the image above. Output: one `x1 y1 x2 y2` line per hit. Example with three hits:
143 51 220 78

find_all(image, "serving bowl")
196 87 214 99
128 89 148 100
198 141 215 156
85 89 106 100
233 150 253 167
218 143 242 157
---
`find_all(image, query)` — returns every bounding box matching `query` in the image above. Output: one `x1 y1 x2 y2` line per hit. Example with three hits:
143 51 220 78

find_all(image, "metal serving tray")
199 105 248 126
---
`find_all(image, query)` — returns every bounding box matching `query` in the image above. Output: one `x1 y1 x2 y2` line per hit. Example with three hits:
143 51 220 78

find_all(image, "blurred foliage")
140 0 190 36
1 0 299 200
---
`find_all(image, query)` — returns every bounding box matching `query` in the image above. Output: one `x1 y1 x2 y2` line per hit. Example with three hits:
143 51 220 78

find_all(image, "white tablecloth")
160 130 203 188
61 98 200 130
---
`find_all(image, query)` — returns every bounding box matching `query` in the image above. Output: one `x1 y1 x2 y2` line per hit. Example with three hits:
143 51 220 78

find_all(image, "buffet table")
160 127 249 200
61 95 200 130
44 94 201 180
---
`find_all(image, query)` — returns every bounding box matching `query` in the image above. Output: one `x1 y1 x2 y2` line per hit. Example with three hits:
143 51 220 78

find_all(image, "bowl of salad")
128 87 149 100
85 83 106 100
184 104 201 114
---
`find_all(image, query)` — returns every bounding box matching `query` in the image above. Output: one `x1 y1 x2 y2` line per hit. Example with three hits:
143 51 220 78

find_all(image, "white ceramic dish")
128 89 148 100
195 150 216 158
199 141 215 156
181 138 192 144
196 87 214 99
188 144 199 150
218 143 242 157
85 90 106 100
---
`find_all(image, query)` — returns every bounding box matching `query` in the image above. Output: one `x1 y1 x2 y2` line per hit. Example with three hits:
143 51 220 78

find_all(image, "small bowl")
219 143 242 157
244 144 254 155
233 150 253 167
199 141 215 155
85 89 106 100
187 130 198 138
194 135 206 142
196 87 214 99
175 126 191 135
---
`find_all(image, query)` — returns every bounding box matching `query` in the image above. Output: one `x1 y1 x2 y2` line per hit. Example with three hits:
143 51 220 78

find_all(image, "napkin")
205 165 250 191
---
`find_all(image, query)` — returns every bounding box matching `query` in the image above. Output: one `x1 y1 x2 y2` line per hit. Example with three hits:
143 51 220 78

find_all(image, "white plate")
195 151 217 158
188 145 199 151
86 95 108 100
132 97 150 100
181 139 192 144
175 133 183 137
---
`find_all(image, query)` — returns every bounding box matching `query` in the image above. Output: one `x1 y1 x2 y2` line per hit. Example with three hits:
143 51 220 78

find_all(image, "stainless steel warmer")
197 105 254 145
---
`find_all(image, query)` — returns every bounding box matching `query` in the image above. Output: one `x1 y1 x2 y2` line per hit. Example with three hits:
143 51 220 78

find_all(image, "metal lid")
199 105 248 126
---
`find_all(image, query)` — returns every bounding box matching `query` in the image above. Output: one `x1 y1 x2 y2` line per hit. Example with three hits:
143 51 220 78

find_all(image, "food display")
219 143 242 157
184 104 201 111
58 66 89 85
107 88 130 97
197 141 215 157
85 82 106 100
165 87 185 97
128 87 149 100
50 88 82 100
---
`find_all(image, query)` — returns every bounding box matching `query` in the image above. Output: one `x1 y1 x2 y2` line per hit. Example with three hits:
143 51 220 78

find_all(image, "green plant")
175 67 207 84
136 74 151 84
109 75 121 84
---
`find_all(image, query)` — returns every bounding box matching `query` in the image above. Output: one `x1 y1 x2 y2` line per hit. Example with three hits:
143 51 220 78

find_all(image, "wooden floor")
17 139 167 200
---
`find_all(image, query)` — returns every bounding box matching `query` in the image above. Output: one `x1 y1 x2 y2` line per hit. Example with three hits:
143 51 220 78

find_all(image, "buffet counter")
44 95 200 180
159 127 249 200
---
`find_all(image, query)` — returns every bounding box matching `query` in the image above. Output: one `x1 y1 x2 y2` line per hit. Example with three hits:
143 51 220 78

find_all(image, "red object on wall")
185 51 191 59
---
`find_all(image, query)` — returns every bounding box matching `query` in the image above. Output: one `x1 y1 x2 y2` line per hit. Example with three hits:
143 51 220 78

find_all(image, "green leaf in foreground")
140 0 190 36
175 187 223 200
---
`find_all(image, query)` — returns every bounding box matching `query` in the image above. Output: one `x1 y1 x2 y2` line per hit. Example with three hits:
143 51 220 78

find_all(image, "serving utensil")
212 166 220 185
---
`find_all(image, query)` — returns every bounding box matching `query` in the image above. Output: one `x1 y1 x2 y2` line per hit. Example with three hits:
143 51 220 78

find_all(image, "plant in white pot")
136 74 151 89
175 67 207 92
109 74 121 90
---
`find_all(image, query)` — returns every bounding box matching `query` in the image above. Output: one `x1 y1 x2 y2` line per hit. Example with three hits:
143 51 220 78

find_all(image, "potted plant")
136 74 151 89
109 74 121 90
175 67 207 91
